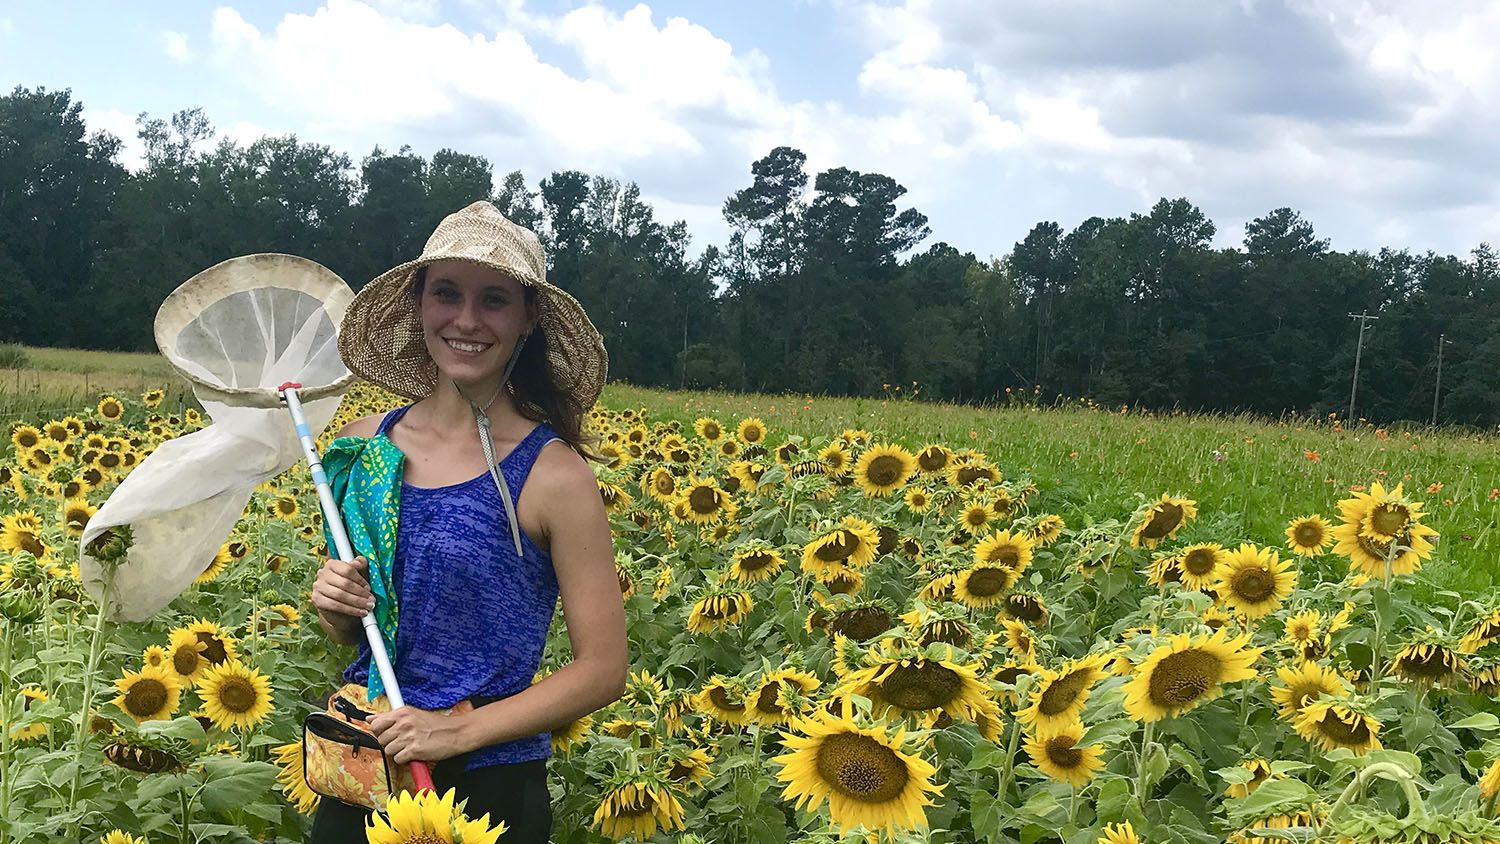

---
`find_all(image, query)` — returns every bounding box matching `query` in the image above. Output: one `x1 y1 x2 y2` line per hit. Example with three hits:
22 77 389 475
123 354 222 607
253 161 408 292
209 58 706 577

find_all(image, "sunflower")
750 668 821 726
1285 515 1333 556
676 478 737 525
1172 542 1225 592
1122 629 1260 722
817 442 853 476
999 618 1037 660
268 494 299 522
142 388 164 408
736 417 768 445
820 565 865 595
957 501 999 536
1028 514 1066 546
195 660 273 731
919 572 958 604
1270 661 1347 721
723 544 784 584
603 718 656 748
551 714 594 754
664 746 714 791
1481 758 1500 801
1225 758 1281 799
592 777 685 840
955 562 1017 609
100 831 147 844
852 444 916 498
903 487 934 515
1332 490 1439 579
801 517 881 573
645 467 680 503
686 591 754 634
1462 610 1500 654
272 741 321 814
974 529 1034 577
60 497 97 537
195 544 235 585
1282 611 1321 650
10 424 41 451
183 618 237 667
694 675 751 726
368 786 507 844
1293 700 1381 755
772 708 943 836
111 664 182 723
1130 494 1197 548
1353 482 1426 542
825 604 896 641
1213 544 1296 619
999 592 1049 627
839 653 992 723
1017 653 1111 736
726 461 767 494
1099 821 1141 844
97 396 125 421
948 459 1000 488
42 420 71 444
10 687 50 741
914 444 951 475
693 417 725 443
1025 722 1105 788
1391 639 1462 687
142 645 169 670
0 511 48 558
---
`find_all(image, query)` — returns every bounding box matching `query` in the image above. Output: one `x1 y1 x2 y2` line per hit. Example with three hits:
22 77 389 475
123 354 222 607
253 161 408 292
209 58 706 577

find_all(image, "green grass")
601 383 1500 601
0 345 192 419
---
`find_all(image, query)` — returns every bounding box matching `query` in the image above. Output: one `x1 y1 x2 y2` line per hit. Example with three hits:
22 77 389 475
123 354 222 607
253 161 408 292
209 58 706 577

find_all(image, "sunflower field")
2 380 1500 844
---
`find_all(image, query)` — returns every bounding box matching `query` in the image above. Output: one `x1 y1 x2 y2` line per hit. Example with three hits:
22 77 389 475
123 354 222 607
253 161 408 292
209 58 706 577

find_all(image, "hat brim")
338 255 607 409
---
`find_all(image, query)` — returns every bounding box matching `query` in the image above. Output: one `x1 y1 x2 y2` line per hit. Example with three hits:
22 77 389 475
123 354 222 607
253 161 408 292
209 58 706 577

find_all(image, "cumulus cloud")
162 29 191 62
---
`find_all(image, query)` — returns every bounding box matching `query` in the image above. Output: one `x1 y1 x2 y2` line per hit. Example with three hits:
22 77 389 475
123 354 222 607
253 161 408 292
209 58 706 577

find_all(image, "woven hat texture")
338 201 607 408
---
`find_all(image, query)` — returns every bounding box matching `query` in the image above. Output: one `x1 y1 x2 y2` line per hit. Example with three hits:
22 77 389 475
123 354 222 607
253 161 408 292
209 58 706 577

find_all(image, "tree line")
3 85 1498 426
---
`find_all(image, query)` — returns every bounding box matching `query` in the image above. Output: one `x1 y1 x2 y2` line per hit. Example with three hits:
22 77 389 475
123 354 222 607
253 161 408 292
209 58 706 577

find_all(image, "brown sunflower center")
172 646 201 676
701 422 721 439
1045 735 1083 768
1140 503 1184 540
865 456 905 487
738 551 777 573
982 544 1021 569
216 676 258 714
815 732 911 803
653 474 676 496
1006 596 1045 623
964 508 990 527
919 619 972 648
1147 649 1221 708
880 662 962 711
827 572 860 594
917 449 948 471
19 533 44 557
956 466 994 486
689 486 721 514
1293 523 1324 547
815 530 859 563
1368 504 1409 537
1230 566 1276 603
755 683 785 715
124 678 169 717
1037 668 1094 717
708 685 743 713
1289 681 1330 710
965 567 1011 598
742 425 764 443
276 499 296 515
1314 708 1372 746
828 607 893 641
1182 549 1217 576
1397 646 1455 679
195 632 229 665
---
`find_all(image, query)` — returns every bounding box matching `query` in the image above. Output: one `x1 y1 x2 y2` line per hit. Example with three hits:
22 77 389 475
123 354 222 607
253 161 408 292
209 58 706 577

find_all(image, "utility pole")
1347 311 1378 421
1431 333 1452 426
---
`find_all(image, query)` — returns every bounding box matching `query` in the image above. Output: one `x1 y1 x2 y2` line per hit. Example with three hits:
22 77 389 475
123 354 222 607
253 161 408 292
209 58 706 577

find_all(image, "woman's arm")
369 442 628 763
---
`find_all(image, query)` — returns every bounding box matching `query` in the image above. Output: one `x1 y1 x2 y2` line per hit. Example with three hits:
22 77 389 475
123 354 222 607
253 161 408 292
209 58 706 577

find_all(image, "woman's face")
417 260 535 391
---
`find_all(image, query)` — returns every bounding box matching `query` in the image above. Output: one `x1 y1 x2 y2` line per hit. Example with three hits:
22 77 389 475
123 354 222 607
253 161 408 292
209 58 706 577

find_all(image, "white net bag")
80 254 357 621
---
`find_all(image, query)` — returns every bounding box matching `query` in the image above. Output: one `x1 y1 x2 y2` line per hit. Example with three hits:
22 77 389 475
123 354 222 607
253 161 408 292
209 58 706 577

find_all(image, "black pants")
308 757 551 843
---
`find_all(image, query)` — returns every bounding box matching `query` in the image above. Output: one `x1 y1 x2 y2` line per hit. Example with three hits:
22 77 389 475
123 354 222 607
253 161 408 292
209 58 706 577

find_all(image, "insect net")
80 254 357 621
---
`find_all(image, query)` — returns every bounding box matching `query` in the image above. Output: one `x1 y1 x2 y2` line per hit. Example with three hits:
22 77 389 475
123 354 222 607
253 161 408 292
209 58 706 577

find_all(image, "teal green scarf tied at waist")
318 433 404 702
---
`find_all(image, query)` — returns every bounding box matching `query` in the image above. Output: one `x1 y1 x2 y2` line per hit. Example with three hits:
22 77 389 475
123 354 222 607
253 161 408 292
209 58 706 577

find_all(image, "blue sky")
4 1 1497 262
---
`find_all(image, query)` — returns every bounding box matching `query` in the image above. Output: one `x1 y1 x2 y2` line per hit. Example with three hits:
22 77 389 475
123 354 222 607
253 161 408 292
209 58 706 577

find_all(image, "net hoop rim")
154 253 358 407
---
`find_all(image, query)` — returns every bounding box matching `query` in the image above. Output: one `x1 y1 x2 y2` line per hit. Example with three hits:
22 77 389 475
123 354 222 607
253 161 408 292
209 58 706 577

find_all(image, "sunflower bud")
84 524 134 564
0 591 43 625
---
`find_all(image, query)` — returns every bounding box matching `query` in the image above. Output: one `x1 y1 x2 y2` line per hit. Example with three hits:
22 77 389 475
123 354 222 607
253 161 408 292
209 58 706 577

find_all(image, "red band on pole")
276 381 303 392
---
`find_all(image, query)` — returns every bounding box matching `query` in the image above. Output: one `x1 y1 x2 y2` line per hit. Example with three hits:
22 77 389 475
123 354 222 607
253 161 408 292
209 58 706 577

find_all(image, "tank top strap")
376 404 415 437
503 423 564 495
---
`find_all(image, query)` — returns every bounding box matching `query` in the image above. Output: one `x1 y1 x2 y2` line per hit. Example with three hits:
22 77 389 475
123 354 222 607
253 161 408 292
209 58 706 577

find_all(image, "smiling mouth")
445 339 494 354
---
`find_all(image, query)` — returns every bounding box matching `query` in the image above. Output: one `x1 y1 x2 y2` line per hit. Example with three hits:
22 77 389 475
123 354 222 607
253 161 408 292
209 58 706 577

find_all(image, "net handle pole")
278 382 436 794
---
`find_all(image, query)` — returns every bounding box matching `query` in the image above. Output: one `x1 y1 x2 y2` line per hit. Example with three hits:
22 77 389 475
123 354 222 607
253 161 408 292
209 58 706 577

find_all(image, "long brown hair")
412 267 599 458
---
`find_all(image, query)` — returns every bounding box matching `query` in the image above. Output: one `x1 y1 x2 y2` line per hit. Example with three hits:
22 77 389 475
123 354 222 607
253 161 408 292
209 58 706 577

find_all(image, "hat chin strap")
450 332 530 556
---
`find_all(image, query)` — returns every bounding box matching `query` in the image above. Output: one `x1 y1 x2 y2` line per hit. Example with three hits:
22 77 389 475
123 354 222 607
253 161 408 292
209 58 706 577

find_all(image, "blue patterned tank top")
342 404 562 768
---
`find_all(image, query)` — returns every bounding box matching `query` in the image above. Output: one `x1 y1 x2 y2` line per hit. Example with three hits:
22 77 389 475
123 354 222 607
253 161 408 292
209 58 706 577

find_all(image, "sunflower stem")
1135 720 1157 813
65 574 112 837
178 781 193 844
998 714 1022 798
0 618 15 844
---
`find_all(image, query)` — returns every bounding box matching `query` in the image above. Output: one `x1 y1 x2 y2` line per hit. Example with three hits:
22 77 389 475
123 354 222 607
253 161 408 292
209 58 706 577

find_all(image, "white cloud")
84 108 146 171
162 29 191 62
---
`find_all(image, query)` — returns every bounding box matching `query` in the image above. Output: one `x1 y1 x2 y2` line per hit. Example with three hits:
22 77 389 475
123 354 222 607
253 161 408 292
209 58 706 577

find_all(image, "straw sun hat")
338 201 607 410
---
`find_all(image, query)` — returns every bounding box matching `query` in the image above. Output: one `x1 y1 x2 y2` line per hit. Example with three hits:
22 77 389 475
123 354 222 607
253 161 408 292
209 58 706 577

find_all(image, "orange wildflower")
1303 450 1321 462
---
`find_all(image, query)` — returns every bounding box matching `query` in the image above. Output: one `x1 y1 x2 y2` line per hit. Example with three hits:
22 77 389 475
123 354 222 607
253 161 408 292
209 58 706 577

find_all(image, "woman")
307 201 628 842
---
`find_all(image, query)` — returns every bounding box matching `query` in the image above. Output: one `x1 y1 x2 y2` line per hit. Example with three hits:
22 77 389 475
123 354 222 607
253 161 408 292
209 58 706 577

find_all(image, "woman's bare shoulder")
335 412 385 439
530 440 597 496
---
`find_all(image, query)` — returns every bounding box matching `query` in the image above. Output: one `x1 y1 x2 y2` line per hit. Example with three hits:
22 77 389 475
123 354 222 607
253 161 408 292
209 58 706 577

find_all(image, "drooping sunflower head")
1270 660 1348 722
801 517 881 572
686 590 754 634
823 600 896 642
1293 699 1381 755
1027 514 1066 546
111 664 182 723
771 708 942 836
1213 544 1297 619
727 544 786 584
1018 653 1111 735
853 444 917 498
1224 758 1280 798
1024 722 1105 788
750 668 822 726
664 746 715 791
271 741 321 815
915 444 952 475
1122 629 1261 722
1284 515 1333 556
1130 494 1198 548
999 592 1049 627
551 713 594 753
1391 636 1463 687
1462 609 1500 654
840 652 992 722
